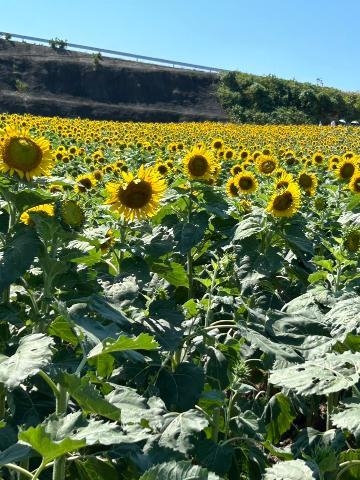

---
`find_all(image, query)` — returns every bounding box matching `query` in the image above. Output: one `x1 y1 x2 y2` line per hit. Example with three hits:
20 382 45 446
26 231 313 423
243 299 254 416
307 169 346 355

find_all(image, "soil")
0 39 228 122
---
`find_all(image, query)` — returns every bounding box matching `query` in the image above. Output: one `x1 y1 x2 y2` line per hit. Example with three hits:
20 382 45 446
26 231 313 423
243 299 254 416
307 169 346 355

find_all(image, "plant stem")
52 384 68 480
32 460 46 480
3 463 33 479
211 407 221 443
326 392 337 430
0 382 5 419
187 249 194 300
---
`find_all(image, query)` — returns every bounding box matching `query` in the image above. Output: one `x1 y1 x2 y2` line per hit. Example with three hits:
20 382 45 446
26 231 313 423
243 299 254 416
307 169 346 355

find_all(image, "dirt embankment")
0 39 228 122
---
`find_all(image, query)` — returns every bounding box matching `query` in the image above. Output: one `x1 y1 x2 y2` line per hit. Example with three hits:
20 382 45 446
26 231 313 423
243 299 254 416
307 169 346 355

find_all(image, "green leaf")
158 410 208 454
264 459 319 479
87 333 159 359
9 188 54 213
194 439 233 476
151 261 189 288
88 294 131 328
18 424 85 464
0 443 31 466
178 211 209 254
338 449 360 480
59 373 121 421
233 210 265 241
139 460 223 480
0 333 54 390
73 457 119 480
331 400 360 439
263 393 296 444
269 352 360 396
157 362 205 411
283 220 314 255
48 315 79 346
120 256 151 282
0 224 42 293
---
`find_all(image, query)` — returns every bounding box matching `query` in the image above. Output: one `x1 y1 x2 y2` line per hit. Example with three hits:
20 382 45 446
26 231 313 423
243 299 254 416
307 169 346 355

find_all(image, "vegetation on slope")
217 70 360 125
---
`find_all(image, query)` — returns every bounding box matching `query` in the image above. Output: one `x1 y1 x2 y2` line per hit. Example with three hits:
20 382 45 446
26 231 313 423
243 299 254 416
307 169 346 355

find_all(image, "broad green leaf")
87 333 159 359
331 400 360 438
48 315 79 346
70 247 103 266
0 443 31 466
269 352 360 395
283 220 314 255
139 460 222 480
338 449 360 480
156 362 205 411
151 261 189 288
8 188 53 213
142 225 175 257
194 439 233 476
264 459 319 480
204 346 229 390
329 296 360 341
0 224 42 293
59 373 121 421
18 424 85 464
233 211 265 241
120 256 151 282
178 211 209 254
263 392 296 444
0 333 54 390
88 294 131 328
73 457 119 480
158 409 208 454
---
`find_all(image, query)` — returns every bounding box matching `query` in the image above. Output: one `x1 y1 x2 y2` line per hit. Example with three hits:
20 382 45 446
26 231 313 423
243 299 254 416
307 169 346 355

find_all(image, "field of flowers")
0 113 360 480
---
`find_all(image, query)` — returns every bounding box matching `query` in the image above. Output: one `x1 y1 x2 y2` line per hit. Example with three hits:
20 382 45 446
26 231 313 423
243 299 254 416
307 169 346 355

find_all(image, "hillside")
0 39 228 122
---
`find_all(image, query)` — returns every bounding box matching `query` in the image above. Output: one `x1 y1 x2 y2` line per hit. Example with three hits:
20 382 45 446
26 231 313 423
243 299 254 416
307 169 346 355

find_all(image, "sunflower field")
0 113 360 480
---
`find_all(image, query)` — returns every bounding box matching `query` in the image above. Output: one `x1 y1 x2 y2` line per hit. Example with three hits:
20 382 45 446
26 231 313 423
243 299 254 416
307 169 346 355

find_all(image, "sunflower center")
340 163 355 179
273 192 293 211
119 180 152 209
78 178 93 190
276 181 289 189
5 137 42 171
188 155 208 177
261 161 276 173
238 177 254 190
229 182 238 196
299 174 313 188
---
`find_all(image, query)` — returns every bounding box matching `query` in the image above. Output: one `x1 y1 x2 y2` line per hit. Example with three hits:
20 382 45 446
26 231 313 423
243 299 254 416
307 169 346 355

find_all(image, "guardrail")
0 32 227 74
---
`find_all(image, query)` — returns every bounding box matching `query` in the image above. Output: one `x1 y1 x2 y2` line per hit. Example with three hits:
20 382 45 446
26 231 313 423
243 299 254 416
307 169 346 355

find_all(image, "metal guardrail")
0 32 227 74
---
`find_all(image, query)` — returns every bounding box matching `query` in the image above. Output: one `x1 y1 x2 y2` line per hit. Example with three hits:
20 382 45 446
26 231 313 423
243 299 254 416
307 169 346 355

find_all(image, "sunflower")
348 172 360 193
20 203 54 225
343 227 360 253
230 164 243 176
298 171 318 196
56 199 85 230
255 155 278 175
312 151 325 167
335 158 356 180
0 125 53 180
183 146 218 181
212 138 224 150
225 177 239 198
104 164 167 221
75 173 97 193
155 162 169 176
266 183 301 217
274 171 294 190
234 171 258 194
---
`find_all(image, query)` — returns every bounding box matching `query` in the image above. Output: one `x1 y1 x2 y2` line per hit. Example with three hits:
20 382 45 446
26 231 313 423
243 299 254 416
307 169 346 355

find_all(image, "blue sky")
2 0 359 92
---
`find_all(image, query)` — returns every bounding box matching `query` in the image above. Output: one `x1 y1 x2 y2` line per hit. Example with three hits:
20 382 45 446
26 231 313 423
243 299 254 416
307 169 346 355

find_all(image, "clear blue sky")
2 0 359 92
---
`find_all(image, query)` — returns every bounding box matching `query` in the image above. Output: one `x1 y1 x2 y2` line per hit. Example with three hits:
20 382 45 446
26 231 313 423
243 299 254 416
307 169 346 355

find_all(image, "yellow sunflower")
274 171 294 190
335 158 357 180
234 171 258 194
183 146 218 181
104 164 167 221
75 173 97 193
298 171 318 196
255 154 278 175
20 203 54 225
266 183 301 217
225 177 239 198
348 172 360 193
0 125 53 180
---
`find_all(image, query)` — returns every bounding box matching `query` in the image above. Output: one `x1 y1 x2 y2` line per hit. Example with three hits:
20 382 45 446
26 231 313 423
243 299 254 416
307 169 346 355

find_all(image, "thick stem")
0 382 5 419
187 249 194 300
52 384 68 480
3 463 32 479
211 407 221 443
